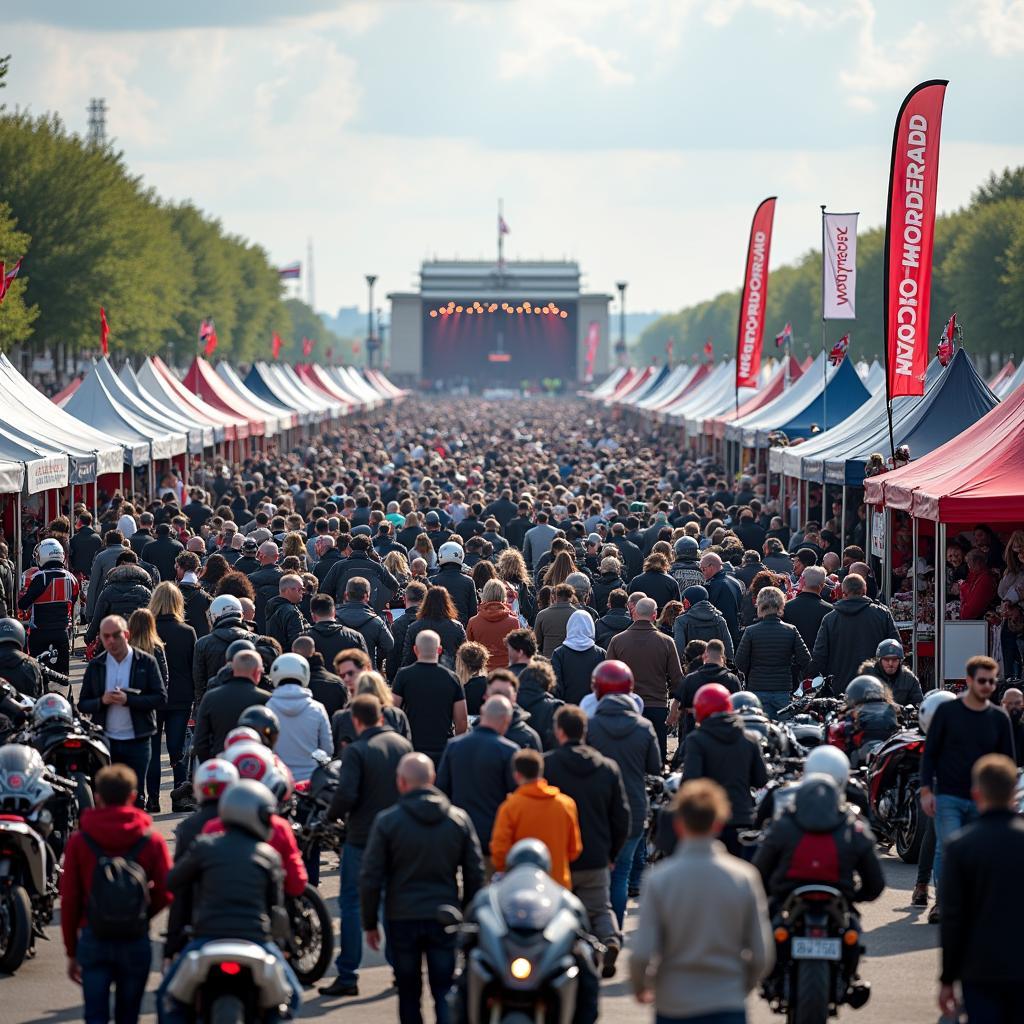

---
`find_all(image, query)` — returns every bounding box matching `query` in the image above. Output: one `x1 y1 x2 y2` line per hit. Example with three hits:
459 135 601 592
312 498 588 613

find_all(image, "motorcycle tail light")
218 962 242 976
63 740 83 749
843 929 859 946
774 927 789 943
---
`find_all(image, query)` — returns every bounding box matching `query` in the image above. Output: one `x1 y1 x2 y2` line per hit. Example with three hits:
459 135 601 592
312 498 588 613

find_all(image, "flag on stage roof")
0 258 23 304
302 337 315 358
277 262 301 280
272 332 283 359
703 338 713 360
774 322 792 348
100 306 110 356
828 333 850 367
498 215 510 235
199 317 218 357
937 312 956 367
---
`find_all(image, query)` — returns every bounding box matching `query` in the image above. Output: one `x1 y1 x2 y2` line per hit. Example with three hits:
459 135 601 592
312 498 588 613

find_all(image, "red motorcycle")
864 726 925 863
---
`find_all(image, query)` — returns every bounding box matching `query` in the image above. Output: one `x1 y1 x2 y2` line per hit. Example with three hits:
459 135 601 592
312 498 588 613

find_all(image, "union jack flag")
937 312 956 367
828 333 850 367
774 322 792 348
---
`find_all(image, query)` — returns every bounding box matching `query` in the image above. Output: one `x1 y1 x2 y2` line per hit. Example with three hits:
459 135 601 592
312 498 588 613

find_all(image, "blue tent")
775 356 870 442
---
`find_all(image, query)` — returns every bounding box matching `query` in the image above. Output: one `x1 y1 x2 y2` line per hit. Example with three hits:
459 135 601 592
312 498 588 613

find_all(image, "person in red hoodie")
960 548 999 621
60 763 171 1024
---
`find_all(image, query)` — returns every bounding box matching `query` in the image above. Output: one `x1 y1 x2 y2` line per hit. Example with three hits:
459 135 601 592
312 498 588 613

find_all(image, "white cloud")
970 0 1024 54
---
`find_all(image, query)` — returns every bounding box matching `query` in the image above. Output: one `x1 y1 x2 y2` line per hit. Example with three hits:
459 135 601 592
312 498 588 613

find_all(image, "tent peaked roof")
123 361 214 451
864 375 1024 522
183 358 270 436
709 355 803 438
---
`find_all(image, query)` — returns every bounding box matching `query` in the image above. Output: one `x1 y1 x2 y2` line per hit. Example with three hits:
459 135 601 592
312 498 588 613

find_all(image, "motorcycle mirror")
436 904 463 928
311 749 331 766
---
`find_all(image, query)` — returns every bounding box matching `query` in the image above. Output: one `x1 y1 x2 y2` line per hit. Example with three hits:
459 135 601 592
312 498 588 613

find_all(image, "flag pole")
821 204 828 433
497 198 504 276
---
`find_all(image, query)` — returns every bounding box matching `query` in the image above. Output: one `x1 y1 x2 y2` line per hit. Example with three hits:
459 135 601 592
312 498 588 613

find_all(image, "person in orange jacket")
489 748 582 887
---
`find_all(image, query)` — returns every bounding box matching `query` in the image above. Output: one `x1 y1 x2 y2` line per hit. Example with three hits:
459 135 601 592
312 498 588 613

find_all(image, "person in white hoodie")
266 652 332 783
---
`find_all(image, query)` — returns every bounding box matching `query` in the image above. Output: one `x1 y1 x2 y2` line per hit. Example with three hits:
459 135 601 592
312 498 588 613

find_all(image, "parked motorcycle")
764 884 870 1024
0 743 72 971
865 726 925 863
37 646 71 695
163 939 294 1023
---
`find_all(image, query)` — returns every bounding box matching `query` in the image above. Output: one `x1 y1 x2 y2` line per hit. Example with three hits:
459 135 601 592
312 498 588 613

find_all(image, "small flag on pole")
277 262 301 280
0 258 23 304
937 312 956 366
302 337 315 358
271 332 283 359
199 318 218 357
703 338 713 360
828 333 850 367
774 322 793 348
665 337 674 364
325 346 333 362
498 215 510 235
100 307 110 356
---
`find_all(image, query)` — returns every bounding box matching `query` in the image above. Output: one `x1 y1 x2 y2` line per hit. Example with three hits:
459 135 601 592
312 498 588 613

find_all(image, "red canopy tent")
651 362 712 414
52 377 82 407
149 356 246 443
608 366 653 404
183 358 268 437
987 360 1016 393
295 364 356 410
708 355 803 439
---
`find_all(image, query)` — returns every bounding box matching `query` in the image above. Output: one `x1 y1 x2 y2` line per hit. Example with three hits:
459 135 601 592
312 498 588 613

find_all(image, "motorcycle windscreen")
496 870 565 931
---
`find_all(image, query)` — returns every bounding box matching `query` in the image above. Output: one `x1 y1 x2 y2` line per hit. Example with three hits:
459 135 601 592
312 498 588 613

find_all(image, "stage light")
560 310 568 318
533 308 541 314
466 307 474 315
489 304 498 312
506 307 513 314
524 301 532 310
542 306 551 314
429 310 438 317
516 306 523 313
456 305 463 313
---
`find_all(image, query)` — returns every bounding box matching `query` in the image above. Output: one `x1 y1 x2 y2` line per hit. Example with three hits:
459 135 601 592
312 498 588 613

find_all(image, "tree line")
636 167 1024 366
0 64 352 368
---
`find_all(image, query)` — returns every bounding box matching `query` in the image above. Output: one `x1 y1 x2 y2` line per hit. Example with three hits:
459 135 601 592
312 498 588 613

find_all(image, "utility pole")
307 237 316 310
365 274 377 368
87 98 107 146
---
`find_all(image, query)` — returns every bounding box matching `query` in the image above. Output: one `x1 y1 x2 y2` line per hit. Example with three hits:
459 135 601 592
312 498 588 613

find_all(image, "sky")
3 0 1024 318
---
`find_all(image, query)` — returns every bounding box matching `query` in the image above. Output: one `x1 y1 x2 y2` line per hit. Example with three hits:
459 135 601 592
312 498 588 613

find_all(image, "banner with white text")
735 197 776 389
883 80 948 398
822 212 858 319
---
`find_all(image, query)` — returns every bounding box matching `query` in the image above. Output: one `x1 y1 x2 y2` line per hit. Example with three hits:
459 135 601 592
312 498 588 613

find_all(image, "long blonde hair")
355 670 393 708
149 581 185 622
127 608 164 655
384 550 410 578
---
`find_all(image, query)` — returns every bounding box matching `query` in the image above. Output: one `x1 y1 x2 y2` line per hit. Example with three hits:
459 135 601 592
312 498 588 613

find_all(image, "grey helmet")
225 638 257 662
845 675 887 706
32 693 74 729
0 618 26 649
875 639 905 661
217 778 275 840
506 837 552 873
732 691 764 715
674 536 699 559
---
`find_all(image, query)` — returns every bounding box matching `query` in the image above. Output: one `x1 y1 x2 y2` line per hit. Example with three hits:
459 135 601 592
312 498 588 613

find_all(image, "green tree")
0 200 37 349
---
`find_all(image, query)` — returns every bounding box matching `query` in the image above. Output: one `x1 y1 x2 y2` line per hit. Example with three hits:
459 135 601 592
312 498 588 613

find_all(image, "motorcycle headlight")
510 957 532 980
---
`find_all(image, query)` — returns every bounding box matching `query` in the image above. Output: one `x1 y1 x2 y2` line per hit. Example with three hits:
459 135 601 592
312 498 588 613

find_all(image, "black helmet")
875 639 904 661
845 675 887 706
238 705 280 748
226 638 257 662
0 618 26 649
732 691 763 714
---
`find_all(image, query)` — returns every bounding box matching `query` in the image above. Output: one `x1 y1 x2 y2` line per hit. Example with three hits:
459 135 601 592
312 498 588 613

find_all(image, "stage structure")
389 260 611 383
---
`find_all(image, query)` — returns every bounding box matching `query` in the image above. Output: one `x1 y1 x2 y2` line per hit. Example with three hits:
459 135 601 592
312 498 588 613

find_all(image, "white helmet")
919 690 957 734
270 652 310 688
192 758 239 803
209 594 243 622
223 726 261 751
805 745 850 789
37 539 65 566
223 742 290 801
438 541 464 566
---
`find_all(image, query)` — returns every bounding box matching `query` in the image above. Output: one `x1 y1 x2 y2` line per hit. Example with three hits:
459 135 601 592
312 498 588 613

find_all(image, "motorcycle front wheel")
790 960 830 1024
895 788 923 864
287 884 333 986
0 885 32 973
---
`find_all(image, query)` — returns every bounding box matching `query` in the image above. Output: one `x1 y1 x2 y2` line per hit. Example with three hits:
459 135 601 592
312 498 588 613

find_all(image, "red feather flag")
0 258 23 304
703 338 713 360
937 312 956 366
271 332 283 359
199 318 218 357
302 337 315 358
100 307 110 356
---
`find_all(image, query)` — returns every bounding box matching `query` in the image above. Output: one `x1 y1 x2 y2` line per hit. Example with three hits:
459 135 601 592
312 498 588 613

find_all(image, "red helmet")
591 660 634 700
694 683 733 723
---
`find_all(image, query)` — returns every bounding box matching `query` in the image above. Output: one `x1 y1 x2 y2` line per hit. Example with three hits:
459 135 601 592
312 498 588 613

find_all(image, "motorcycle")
442 861 601 1024
22 713 110 816
283 751 339 986
765 884 870 1024
37 646 71 695
865 725 925 863
163 939 295 1024
0 743 72 971
0 682 34 744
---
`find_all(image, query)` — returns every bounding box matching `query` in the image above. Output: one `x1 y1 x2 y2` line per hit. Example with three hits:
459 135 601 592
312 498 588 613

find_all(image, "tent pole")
14 490 22 576
911 516 919 675
883 508 893 604
92 479 98 523
840 485 848 554
936 521 946 689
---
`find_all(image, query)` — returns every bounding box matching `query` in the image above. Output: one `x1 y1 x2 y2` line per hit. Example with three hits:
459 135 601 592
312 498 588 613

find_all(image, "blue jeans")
76 926 152 1024
933 793 978 902
335 842 365 984
611 834 642 927
146 709 190 800
156 938 300 1024
656 1012 746 1024
388 919 456 1024
629 832 647 889
753 691 792 720
107 737 151 807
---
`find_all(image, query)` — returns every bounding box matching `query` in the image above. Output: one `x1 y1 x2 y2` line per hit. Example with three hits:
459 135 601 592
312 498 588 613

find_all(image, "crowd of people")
3 395 1022 1024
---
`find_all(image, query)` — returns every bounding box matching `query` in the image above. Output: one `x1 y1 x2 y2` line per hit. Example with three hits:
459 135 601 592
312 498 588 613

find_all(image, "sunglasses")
974 677 997 686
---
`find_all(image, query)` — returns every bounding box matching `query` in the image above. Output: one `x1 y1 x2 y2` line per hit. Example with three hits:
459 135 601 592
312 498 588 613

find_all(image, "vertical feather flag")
199 318 218 357
302 337 315 358
937 312 956 366
0 258 23 304
703 338 713 361
271 332 283 359
100 307 110 356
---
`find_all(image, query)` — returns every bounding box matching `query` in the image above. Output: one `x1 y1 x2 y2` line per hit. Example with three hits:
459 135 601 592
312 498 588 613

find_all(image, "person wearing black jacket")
323 695 413 997
84 557 155 644
128 514 156 557
939 754 1024 1022
320 536 400 614
69 514 103 575
668 640 741 740
504 506 534 552
0 619 44 698
782 567 833 654
359 752 484 1020
700 553 744 646
78 615 167 796
430 551 479 625
247 543 284 633
628 552 681 612
437 695 517 857
191 649 270 763
387 582 425 682
139 523 184 586
174 552 212 639
336 578 395 671
303 594 367 668
515 661 564 751
594 591 632 648
312 538 344 588
264 575 310 653
292 637 347 718
591 560 628 615
152 587 198 801
481 672 543 751
544 705 630 976
609 526 643 579
484 491 518 532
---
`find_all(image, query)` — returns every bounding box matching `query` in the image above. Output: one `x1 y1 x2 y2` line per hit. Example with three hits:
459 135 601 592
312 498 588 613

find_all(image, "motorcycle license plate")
792 937 841 961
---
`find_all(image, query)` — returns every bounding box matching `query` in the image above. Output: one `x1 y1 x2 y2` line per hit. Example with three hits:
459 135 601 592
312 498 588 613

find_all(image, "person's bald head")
1003 688 1023 714
280 573 303 602
822 552 840 574
258 541 279 565
316 534 335 555
634 597 658 621
479 695 513 735
700 552 722 579
232 649 263 681
849 561 871 580
291 636 316 660
413 629 441 663
397 752 435 792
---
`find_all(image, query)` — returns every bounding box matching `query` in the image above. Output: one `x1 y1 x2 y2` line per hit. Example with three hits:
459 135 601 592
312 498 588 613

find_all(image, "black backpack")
82 833 152 939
